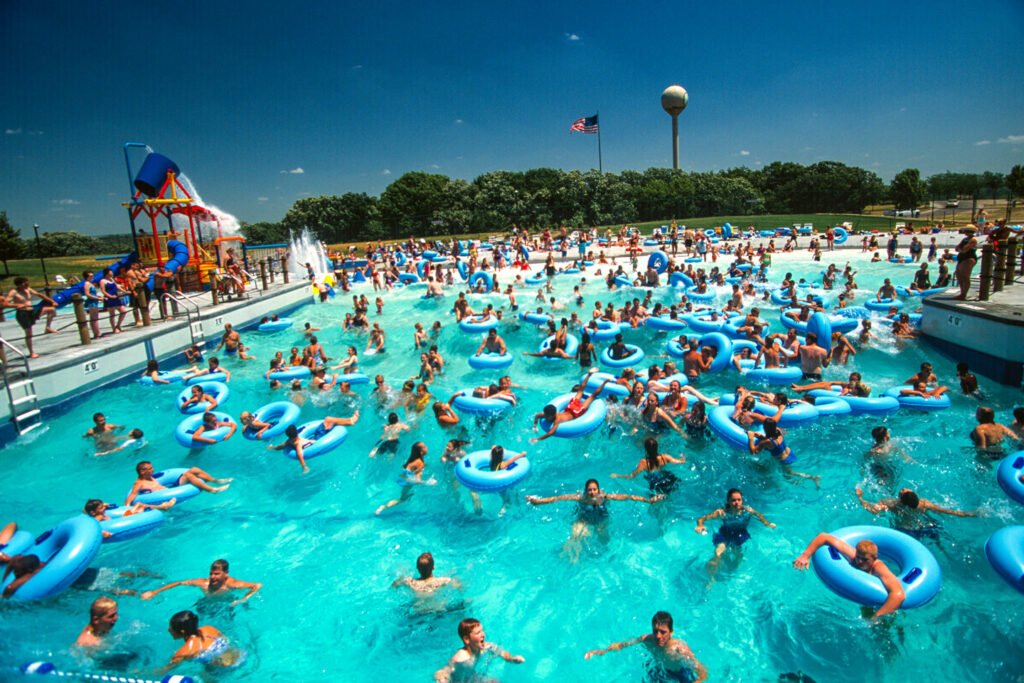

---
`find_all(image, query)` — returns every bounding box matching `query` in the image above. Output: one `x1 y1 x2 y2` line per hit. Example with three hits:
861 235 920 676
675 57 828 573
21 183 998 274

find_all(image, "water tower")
661 85 689 169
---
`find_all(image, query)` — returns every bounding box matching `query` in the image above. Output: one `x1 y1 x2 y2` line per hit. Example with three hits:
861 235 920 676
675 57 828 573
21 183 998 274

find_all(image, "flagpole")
596 111 602 173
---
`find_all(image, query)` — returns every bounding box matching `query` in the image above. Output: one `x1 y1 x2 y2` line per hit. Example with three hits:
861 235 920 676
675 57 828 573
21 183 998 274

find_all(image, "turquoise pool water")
1 257 1022 682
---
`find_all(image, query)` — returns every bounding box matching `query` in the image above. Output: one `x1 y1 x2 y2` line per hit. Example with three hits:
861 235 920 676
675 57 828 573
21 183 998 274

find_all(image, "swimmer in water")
526 478 662 563
74 597 120 648
694 488 775 588
793 535 905 619
391 552 462 596
610 436 687 495
434 618 524 683
748 419 820 487
969 406 1019 458
584 611 707 683
161 610 242 673
375 442 437 515
141 559 262 605
126 461 230 505
369 412 411 458
855 486 976 540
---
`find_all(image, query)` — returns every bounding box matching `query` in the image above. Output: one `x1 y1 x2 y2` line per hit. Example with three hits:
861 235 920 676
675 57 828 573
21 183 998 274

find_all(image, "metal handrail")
160 291 200 319
0 336 29 371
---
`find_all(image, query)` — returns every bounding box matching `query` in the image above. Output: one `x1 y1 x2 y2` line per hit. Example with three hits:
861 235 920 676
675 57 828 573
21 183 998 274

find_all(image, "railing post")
282 254 290 284
993 240 1007 293
267 258 275 284
259 260 269 290
71 293 91 346
978 243 994 301
1005 237 1018 285
211 279 219 306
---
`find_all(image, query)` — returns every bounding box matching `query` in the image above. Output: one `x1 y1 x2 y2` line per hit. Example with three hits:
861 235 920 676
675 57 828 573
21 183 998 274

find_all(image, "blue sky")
2 0 1022 236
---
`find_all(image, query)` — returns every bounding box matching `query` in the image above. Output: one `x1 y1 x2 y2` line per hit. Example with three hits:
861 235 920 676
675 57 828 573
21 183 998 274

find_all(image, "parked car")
945 199 959 208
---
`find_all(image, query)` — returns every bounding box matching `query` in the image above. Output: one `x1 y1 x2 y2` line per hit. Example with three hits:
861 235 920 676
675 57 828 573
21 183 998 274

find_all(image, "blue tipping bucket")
134 153 180 197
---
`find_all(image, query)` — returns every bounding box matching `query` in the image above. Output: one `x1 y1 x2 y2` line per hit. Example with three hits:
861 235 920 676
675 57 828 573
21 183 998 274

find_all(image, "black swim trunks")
15 308 38 330
802 372 822 381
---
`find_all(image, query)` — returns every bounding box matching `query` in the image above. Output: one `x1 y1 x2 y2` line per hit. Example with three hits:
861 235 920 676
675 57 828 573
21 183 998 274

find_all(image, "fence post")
1005 237 1018 285
259 260 269 290
211 278 219 306
978 243 994 301
71 293 91 346
993 240 1007 293
268 258 275 284
282 254 290 284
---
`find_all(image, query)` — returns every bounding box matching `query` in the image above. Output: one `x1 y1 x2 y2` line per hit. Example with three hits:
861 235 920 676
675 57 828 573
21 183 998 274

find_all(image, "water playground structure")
50 145 256 310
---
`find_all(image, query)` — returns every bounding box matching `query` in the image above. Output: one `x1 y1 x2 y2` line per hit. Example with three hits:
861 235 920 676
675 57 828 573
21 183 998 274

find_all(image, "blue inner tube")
398 272 420 284
0 516 103 601
614 275 632 288
687 286 715 302
643 239 659 247
100 505 165 543
644 315 687 332
455 451 532 493
582 372 631 398
174 411 236 448
0 530 34 558
707 405 759 450
519 311 554 326
832 306 872 319
139 370 186 386
431 255 447 263
337 372 369 385
865 298 903 311
811 525 942 609
539 334 579 360
670 272 694 288
717 394 819 428
985 526 1024 594
415 260 429 279
882 385 951 412
422 250 437 259
685 257 702 263
285 421 348 459
686 315 726 334
833 226 848 244
257 318 293 332
537 393 607 438
394 251 407 267
525 274 546 286
468 271 492 291
997 452 1024 505
185 371 228 386
700 333 733 373
584 320 621 343
457 261 469 280
451 389 515 415
244 401 301 440
468 351 514 370
647 250 669 274
665 339 687 358
176 381 230 415
268 366 312 382
600 344 645 368
806 387 900 416
744 365 803 386
809 394 853 417
459 314 499 333
131 468 201 506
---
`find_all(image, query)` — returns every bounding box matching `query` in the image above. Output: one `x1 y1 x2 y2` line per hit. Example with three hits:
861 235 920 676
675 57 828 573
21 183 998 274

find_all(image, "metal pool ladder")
0 338 42 435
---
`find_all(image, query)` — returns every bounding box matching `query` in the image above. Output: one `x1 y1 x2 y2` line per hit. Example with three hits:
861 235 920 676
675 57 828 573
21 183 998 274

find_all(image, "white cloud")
998 135 1024 144
351 65 363 70
431 164 440 169
975 140 991 146
298 192 311 197
5 128 22 135
565 33 581 41
28 130 42 135
899 107 907 112
455 119 463 124
740 150 750 156
52 198 79 205
382 169 391 175
257 196 269 201
280 167 304 174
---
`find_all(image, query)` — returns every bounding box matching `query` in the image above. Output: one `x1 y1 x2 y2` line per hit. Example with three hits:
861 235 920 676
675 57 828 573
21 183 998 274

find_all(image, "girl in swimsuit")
748 419 820 486
375 442 436 514
694 488 775 586
526 478 662 563
163 610 241 673
611 436 686 494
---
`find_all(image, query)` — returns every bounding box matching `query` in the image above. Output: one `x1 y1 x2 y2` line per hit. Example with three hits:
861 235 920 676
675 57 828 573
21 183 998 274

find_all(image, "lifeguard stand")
122 143 242 291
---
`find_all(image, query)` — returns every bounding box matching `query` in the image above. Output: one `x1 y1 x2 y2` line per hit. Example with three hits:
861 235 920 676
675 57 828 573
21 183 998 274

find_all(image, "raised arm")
919 498 976 518
793 532 854 570
854 487 890 514
140 578 205 600
694 508 723 533
525 493 580 505
746 505 775 529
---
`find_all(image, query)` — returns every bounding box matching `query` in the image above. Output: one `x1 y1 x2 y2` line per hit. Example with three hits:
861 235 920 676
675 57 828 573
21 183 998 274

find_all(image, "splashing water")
173 173 243 240
288 227 330 280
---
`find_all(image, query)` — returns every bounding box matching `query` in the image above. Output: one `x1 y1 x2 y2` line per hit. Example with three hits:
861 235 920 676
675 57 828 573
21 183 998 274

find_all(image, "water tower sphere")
661 85 689 116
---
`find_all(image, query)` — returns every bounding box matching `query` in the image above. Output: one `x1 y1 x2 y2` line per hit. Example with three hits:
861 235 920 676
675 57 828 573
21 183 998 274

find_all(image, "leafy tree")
240 221 290 245
890 168 928 210
0 211 24 275
981 171 1005 199
1008 164 1024 200
22 231 103 258
377 172 450 238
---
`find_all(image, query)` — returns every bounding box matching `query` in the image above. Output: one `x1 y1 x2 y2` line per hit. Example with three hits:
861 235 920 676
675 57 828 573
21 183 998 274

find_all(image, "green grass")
0 255 114 292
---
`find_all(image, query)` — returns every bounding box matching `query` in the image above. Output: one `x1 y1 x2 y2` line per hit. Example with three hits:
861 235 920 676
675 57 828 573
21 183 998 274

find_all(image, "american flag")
570 114 599 134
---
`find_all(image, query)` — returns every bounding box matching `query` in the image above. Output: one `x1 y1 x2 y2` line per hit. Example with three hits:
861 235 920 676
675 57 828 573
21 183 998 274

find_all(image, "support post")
993 241 1007 293
259 260 269 290
1005 237 1018 285
210 279 219 306
978 243 994 301
136 284 152 327
282 254 289 284
268 258 275 284
71 293 91 346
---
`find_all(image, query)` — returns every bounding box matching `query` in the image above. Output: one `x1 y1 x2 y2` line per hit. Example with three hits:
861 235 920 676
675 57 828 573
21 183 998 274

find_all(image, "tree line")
242 162 1024 245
